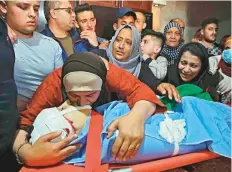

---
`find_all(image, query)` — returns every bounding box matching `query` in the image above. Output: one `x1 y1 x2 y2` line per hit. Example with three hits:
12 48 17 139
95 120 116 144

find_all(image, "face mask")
222 49 232 64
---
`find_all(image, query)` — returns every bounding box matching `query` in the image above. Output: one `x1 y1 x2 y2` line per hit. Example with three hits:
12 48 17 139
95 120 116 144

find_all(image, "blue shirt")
14 32 63 105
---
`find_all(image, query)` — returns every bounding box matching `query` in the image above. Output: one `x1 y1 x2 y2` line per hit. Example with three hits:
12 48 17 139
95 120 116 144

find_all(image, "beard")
204 35 216 43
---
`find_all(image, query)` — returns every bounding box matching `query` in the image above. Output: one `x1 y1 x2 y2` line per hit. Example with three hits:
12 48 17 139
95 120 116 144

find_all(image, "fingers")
165 84 173 100
55 135 76 149
58 100 71 110
59 144 82 160
170 84 181 103
218 84 229 94
131 143 141 157
80 31 90 36
107 120 118 138
111 134 123 159
80 31 98 47
122 140 139 161
157 83 181 103
39 131 62 142
80 31 92 39
81 30 92 34
115 139 130 161
216 84 223 93
157 83 167 95
80 31 96 37
112 135 142 162
80 35 90 40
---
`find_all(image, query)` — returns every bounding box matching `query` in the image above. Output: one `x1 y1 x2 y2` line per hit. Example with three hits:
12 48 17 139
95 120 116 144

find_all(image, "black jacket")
0 17 18 158
139 58 162 92
166 62 221 101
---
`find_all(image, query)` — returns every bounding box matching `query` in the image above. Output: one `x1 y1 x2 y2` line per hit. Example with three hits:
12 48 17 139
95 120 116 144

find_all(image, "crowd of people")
0 0 231 171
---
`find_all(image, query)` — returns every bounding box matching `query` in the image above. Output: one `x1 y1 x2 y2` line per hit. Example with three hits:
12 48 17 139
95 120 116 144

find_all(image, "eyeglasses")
54 7 74 14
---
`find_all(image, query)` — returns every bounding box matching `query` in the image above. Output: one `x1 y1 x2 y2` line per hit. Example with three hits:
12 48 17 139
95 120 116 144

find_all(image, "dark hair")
135 11 146 20
142 29 165 52
219 35 230 50
116 12 137 23
43 1 61 22
201 17 219 29
124 11 136 20
75 3 94 17
178 43 209 78
193 28 202 40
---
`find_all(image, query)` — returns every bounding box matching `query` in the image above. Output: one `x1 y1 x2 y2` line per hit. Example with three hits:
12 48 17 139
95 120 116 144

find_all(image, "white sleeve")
149 56 168 80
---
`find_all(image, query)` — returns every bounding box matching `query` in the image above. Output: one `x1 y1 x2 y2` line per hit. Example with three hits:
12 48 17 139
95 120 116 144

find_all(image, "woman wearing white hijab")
92 25 163 93
106 25 143 77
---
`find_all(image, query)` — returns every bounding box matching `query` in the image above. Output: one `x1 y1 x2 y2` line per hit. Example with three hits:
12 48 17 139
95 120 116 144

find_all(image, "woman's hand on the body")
22 132 80 166
107 113 144 162
157 83 181 103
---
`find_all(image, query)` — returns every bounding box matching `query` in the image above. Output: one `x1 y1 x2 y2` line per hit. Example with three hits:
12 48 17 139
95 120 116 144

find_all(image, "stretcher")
20 111 220 172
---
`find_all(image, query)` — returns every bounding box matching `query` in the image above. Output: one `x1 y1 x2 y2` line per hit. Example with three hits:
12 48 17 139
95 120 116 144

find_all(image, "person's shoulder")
199 41 207 48
156 56 168 62
35 32 61 49
35 32 56 42
35 67 62 98
46 67 62 82
90 49 108 59
70 29 81 41
156 56 168 63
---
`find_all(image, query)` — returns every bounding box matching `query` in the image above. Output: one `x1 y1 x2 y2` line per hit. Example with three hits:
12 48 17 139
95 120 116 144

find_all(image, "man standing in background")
135 11 147 33
3 0 63 111
113 7 137 31
75 3 109 49
42 0 99 60
200 17 221 56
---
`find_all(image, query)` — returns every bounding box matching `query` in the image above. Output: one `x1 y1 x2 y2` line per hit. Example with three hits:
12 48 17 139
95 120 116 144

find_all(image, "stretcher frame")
20 111 220 172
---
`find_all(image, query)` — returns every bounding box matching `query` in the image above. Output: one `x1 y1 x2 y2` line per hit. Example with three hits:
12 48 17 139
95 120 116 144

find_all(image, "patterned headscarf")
161 22 184 65
106 25 143 77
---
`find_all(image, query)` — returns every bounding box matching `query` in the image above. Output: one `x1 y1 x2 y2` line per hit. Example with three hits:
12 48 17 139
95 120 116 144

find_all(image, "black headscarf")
61 52 109 108
167 42 209 87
